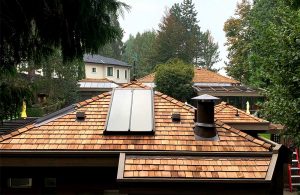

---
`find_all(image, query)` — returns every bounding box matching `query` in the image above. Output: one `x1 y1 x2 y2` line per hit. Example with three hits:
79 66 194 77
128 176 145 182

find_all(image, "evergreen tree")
155 0 221 68
197 30 220 70
98 15 124 60
122 31 157 78
155 12 187 63
224 0 252 83
0 0 128 121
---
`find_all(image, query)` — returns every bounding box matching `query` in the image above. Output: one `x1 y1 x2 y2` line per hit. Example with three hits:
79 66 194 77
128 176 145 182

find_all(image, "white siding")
85 63 130 83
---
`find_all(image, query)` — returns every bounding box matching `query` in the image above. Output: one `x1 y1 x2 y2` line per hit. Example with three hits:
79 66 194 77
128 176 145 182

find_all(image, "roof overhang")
85 61 132 67
79 88 114 92
197 91 263 97
226 122 270 131
193 85 263 97
0 150 272 169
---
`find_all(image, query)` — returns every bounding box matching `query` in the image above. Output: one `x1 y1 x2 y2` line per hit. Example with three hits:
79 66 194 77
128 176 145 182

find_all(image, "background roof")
84 54 131 67
137 68 240 84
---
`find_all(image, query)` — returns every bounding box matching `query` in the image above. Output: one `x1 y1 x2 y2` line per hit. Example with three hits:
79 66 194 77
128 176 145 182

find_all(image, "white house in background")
78 54 131 100
84 54 131 84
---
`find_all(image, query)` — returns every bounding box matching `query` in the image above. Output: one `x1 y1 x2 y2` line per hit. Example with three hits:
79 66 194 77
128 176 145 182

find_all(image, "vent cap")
192 94 219 102
76 112 86 120
171 113 181 122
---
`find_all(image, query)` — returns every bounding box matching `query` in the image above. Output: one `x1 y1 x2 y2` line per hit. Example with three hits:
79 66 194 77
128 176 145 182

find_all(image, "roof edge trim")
265 153 278 181
0 150 273 157
35 104 76 127
117 177 271 183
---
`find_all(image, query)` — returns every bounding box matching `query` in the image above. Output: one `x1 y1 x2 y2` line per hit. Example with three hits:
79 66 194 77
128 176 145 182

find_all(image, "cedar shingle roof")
215 102 268 124
137 69 240 84
193 68 240 84
122 155 270 180
137 73 155 83
0 82 272 151
0 82 277 181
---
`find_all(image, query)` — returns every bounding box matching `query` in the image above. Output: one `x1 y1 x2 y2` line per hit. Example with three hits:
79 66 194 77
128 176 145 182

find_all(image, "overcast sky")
119 0 240 75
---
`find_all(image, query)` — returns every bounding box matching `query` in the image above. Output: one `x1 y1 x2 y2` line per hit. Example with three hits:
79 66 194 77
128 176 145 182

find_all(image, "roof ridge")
76 92 111 108
154 91 195 112
215 102 268 123
137 72 155 82
77 82 150 108
120 81 150 89
0 92 112 142
214 102 228 113
0 123 35 142
202 69 240 84
226 104 267 123
215 119 273 150
193 68 240 84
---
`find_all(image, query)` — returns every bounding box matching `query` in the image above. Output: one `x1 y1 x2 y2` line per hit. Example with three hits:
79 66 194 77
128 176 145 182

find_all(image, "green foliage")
98 14 124 60
155 12 188 63
0 0 128 73
32 51 83 107
197 30 220 71
155 59 194 102
155 0 220 70
27 107 45 117
225 0 300 144
248 0 300 144
0 0 127 120
0 75 32 121
122 31 157 78
224 0 252 84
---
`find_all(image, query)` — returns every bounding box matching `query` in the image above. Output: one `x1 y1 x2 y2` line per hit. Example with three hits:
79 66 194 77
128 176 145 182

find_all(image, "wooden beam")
258 136 278 146
265 153 278 181
117 153 126 180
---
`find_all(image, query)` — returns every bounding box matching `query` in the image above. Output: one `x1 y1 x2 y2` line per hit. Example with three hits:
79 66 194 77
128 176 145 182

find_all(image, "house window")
9 178 32 188
125 70 127 79
117 70 120 79
104 190 127 195
107 67 113 76
44 178 56 188
92 67 96 73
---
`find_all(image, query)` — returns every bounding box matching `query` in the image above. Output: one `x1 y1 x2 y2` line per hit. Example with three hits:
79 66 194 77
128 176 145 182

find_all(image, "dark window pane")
44 178 56 188
107 67 113 76
9 178 32 188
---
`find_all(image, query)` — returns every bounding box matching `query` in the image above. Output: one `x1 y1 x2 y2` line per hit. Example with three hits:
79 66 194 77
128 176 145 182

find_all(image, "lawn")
259 133 271 140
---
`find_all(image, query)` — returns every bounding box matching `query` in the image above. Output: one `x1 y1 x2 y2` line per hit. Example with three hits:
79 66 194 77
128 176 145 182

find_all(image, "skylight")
105 88 154 134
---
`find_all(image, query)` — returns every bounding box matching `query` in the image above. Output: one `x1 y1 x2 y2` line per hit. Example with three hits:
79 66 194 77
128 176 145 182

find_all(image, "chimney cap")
192 94 219 101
